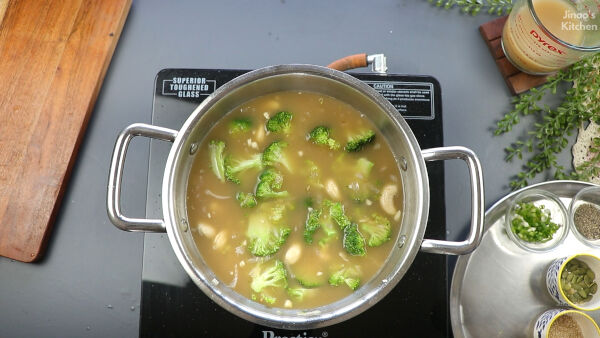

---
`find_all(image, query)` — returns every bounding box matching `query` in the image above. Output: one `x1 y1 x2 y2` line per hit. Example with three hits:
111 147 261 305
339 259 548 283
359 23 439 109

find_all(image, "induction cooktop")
140 68 448 338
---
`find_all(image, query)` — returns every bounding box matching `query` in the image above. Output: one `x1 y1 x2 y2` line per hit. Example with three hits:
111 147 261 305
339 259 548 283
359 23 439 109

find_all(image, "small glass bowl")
569 186 600 248
505 189 568 252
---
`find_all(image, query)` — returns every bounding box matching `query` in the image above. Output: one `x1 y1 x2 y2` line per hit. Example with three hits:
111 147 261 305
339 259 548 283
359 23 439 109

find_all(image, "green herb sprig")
429 0 513 16
427 0 600 187
495 55 600 189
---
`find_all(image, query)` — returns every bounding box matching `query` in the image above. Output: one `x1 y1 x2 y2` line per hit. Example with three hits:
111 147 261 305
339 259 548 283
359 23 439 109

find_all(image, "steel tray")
451 180 600 337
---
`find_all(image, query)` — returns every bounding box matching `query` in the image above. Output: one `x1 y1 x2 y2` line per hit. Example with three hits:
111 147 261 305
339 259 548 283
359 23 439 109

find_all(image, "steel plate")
451 180 600 337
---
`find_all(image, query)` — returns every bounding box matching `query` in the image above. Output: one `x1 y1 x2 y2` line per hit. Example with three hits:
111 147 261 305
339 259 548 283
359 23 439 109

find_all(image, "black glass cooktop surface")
141 68 448 338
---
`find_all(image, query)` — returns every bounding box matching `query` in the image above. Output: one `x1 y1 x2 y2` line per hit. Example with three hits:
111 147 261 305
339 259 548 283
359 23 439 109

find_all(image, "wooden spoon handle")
327 53 368 71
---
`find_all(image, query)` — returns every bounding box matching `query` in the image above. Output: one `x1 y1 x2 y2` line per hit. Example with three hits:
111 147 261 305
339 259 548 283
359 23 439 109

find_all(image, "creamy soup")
186 90 403 309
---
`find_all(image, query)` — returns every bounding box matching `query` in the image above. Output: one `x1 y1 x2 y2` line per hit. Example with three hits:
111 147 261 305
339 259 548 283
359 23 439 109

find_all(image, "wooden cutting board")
479 16 548 95
0 0 131 262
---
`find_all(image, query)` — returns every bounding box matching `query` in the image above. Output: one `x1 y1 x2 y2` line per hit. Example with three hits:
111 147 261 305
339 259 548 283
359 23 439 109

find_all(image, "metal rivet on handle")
180 218 189 232
189 143 198 155
400 157 407 171
397 235 406 248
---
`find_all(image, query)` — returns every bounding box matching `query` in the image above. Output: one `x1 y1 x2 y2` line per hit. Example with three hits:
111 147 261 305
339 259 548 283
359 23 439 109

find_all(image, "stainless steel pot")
107 65 484 329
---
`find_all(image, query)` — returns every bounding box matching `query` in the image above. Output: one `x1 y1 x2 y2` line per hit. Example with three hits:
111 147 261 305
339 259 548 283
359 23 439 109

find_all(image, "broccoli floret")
342 159 377 203
329 265 361 290
247 224 290 257
345 130 375 152
355 157 374 177
229 118 252 134
224 153 263 184
360 214 391 247
236 192 257 208
343 223 366 256
286 287 314 302
313 201 355 248
310 201 346 247
224 168 240 184
326 200 351 229
250 260 288 293
266 111 293 133
260 294 276 304
246 202 291 256
262 141 293 172
208 140 226 182
316 207 339 247
255 168 289 200
345 181 379 204
227 154 263 173
308 126 340 150
303 208 322 244
247 226 290 256
296 277 322 288
322 221 337 236
292 263 326 288
318 219 339 248
268 202 286 223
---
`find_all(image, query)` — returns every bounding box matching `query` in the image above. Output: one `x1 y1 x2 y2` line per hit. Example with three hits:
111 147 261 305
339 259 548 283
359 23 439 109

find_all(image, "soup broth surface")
187 90 403 309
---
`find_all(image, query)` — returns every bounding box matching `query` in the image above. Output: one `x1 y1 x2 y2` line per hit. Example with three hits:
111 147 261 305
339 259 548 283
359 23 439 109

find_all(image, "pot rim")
161 64 430 328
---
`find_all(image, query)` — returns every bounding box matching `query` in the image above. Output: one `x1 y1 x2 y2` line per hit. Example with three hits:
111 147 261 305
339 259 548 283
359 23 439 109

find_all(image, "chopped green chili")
510 202 559 243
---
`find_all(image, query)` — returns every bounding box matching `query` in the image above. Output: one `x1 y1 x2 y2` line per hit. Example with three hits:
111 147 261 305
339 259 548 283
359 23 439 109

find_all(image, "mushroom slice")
213 230 228 250
325 179 341 200
197 223 216 238
380 184 398 216
284 243 302 265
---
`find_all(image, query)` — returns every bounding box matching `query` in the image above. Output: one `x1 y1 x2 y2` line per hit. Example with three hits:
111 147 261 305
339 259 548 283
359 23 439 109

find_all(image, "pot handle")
107 123 178 233
420 146 484 255
327 53 388 73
